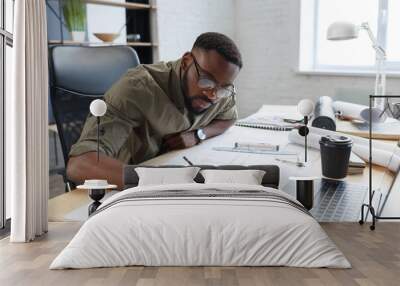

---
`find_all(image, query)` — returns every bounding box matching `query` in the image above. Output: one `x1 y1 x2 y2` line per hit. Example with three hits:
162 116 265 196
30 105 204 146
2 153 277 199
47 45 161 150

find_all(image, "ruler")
212 146 298 156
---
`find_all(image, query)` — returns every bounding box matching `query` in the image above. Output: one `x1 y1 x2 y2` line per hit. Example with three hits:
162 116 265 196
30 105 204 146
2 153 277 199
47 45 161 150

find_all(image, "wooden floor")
1 222 400 286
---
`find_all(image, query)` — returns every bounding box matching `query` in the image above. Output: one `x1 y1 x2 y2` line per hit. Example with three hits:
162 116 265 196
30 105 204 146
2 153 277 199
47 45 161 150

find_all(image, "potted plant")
62 0 86 42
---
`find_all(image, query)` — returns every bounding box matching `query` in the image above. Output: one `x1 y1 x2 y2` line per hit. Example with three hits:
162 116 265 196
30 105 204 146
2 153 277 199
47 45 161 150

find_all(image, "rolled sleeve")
69 139 106 158
69 109 135 158
69 74 146 159
214 96 238 121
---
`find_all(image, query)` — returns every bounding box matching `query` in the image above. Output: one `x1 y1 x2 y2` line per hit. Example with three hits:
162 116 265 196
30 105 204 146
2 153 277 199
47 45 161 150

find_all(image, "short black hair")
192 32 242 69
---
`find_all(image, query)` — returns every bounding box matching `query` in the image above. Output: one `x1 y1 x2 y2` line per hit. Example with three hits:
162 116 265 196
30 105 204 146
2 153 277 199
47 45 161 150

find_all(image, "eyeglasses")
191 53 236 100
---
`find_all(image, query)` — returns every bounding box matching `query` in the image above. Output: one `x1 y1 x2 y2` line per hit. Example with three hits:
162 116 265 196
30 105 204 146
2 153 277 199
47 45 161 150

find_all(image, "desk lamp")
327 21 387 110
298 99 315 163
89 99 107 163
81 99 115 216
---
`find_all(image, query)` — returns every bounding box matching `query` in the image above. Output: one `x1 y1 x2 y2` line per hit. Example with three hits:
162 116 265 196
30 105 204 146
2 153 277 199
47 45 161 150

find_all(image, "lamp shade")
327 22 359 41
90 99 107 117
297 99 314 117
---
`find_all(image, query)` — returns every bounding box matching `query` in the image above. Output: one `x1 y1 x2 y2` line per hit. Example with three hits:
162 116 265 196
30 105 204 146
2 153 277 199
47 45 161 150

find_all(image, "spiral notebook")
235 114 297 131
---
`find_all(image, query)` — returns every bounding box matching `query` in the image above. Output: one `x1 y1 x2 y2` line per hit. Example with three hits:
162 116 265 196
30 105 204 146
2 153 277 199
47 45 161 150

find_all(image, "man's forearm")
161 119 236 151
67 152 124 190
202 119 235 139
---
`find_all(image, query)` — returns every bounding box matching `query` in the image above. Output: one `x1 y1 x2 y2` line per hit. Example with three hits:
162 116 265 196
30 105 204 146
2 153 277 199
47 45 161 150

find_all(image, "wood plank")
1 222 400 285
48 40 157 47
85 0 156 10
127 42 158 47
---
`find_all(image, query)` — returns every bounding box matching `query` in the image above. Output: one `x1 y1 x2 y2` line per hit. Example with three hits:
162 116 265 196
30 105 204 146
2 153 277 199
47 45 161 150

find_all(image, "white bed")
50 183 351 269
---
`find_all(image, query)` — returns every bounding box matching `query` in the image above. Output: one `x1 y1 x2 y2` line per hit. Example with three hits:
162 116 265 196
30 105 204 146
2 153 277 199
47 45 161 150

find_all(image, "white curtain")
7 0 49 242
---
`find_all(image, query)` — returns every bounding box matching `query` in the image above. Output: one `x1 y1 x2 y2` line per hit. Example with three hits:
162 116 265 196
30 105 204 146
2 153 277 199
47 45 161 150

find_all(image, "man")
67 32 242 189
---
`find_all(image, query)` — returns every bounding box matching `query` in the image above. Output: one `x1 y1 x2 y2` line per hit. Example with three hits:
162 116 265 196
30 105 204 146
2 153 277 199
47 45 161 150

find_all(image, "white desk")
143 105 397 221
144 120 319 191
145 105 393 188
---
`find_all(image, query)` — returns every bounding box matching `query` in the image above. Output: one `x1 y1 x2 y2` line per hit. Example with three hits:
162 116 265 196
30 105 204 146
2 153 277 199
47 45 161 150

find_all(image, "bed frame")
123 165 280 189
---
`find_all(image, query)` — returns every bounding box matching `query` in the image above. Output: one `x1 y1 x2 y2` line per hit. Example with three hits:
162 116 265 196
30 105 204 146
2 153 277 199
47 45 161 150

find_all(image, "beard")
182 69 213 115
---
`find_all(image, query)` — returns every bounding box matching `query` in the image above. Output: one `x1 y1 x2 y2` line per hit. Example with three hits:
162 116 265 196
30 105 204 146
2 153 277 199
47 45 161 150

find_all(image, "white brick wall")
154 0 235 61
154 0 400 117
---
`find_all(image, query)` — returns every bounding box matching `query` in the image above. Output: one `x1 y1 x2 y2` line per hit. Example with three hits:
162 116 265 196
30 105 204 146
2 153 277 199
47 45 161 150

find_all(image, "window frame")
299 0 400 75
0 0 13 231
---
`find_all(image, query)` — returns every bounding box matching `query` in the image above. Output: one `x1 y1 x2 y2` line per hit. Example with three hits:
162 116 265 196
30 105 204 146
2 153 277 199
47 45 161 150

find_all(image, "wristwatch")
195 128 206 143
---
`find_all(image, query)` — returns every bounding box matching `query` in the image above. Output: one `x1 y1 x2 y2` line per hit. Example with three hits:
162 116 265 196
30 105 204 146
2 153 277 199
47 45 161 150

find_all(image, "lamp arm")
360 22 386 59
375 55 386 96
360 22 387 101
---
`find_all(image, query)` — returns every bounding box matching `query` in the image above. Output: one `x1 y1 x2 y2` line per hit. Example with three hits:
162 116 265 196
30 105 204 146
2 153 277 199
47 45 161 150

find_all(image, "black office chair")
48 45 140 191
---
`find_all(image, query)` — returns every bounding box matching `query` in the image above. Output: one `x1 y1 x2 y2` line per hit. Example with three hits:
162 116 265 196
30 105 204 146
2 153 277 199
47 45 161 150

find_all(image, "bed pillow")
135 167 201 186
200 169 266 185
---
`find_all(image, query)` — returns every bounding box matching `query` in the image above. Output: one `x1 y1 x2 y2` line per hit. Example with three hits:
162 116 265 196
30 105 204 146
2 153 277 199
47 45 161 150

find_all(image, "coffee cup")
319 135 353 179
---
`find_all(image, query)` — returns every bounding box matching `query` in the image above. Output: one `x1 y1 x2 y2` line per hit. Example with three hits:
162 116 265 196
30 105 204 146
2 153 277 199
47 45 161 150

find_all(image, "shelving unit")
127 41 157 47
46 0 157 64
48 40 158 47
125 0 154 63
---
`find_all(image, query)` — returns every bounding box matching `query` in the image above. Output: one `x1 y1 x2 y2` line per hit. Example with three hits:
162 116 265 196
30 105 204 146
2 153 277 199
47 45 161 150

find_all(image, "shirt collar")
169 58 187 113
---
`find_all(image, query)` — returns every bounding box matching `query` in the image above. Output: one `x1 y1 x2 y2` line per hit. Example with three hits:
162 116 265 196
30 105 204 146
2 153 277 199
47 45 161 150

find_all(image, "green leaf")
62 0 87 32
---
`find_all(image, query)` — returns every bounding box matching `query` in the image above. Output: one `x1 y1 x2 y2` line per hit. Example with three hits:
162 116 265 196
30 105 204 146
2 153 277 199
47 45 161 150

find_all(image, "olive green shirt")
69 59 238 164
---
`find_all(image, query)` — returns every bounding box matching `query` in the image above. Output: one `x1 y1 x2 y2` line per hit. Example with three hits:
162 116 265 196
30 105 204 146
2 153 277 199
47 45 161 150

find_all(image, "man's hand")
163 131 198 151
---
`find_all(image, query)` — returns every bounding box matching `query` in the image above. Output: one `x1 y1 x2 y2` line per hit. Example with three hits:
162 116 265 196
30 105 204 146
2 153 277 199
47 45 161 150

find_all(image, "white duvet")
50 183 351 269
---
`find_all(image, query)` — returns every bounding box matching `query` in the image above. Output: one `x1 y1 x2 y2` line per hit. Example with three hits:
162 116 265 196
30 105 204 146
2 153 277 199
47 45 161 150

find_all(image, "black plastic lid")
319 135 352 147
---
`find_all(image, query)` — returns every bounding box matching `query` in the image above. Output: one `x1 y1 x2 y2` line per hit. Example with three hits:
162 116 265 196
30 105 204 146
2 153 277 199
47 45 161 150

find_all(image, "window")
0 0 13 231
299 0 400 74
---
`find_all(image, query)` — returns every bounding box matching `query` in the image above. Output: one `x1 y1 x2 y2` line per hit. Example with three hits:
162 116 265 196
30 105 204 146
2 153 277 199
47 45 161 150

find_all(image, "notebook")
235 113 297 131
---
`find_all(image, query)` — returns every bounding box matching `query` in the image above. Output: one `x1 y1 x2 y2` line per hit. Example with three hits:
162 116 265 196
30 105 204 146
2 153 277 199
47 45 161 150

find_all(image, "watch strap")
194 130 201 144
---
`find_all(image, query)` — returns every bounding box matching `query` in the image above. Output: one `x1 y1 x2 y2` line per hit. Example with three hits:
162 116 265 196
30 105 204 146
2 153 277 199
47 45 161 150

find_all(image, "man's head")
180 32 242 114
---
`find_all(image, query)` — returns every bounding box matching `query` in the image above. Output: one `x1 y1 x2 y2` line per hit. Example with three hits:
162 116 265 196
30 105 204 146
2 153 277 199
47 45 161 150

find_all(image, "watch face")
197 129 206 140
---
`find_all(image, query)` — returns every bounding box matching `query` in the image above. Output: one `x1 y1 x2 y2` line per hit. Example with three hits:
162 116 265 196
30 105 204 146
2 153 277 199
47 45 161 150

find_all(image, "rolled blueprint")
309 126 393 151
288 128 400 172
332 101 387 123
312 96 336 131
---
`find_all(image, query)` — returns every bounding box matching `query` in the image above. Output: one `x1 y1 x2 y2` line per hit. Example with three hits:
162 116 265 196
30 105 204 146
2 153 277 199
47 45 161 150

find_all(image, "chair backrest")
49 45 140 165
